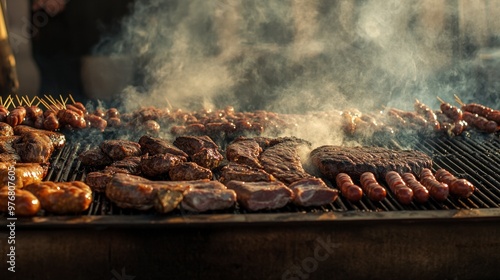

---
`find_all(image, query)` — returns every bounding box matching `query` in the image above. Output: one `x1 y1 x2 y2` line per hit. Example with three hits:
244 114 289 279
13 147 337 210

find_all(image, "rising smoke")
97 0 496 134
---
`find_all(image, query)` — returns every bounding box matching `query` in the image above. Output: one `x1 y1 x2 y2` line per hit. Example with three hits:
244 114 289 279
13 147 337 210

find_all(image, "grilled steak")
100 139 142 161
288 178 338 207
85 171 114 192
260 138 313 185
173 135 224 169
226 137 263 168
309 146 432 180
0 122 13 136
14 125 66 148
181 181 237 212
108 156 142 175
25 181 92 214
14 132 54 163
140 153 186 178
168 162 213 181
78 147 113 167
138 135 188 157
226 180 293 211
219 162 275 184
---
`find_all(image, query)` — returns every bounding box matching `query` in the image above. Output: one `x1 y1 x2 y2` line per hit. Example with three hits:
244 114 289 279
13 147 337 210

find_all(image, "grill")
2 133 500 280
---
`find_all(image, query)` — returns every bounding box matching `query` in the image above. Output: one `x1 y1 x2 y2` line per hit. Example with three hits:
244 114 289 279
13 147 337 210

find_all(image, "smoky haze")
95 0 497 144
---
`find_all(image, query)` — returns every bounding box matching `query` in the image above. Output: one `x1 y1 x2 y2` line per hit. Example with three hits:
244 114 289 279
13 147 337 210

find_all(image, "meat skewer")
455 94 500 126
385 171 413 205
434 169 475 198
414 99 440 131
359 172 387 202
437 96 463 122
335 173 363 202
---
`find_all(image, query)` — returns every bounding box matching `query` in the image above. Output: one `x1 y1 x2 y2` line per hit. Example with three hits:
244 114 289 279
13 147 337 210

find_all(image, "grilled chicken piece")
219 162 275 184
0 163 47 188
226 180 293 211
0 122 14 136
78 147 113 167
173 135 223 169
14 132 54 163
24 181 93 214
138 135 188 157
14 125 66 149
100 139 142 161
288 178 338 207
226 137 263 168
0 187 41 216
168 162 213 181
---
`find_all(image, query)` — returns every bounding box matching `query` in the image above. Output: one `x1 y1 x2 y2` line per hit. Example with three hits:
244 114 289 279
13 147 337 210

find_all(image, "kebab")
454 95 499 133
437 97 468 136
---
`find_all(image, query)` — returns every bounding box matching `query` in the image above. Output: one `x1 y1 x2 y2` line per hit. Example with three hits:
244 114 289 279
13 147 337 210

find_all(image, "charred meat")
140 153 186 178
173 135 224 169
226 180 293 211
25 181 93 214
138 135 188 157
78 147 113 167
219 162 275 184
288 178 338 207
226 137 263 168
168 162 213 181
100 139 142 161
14 132 54 163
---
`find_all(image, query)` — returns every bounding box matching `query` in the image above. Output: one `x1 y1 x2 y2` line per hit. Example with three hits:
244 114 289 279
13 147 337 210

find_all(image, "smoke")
96 0 497 144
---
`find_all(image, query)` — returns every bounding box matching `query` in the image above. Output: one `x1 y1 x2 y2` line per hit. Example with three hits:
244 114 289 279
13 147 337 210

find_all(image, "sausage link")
6 106 26 127
359 172 387 202
0 187 41 216
440 103 463 121
335 173 363 202
420 168 449 201
43 113 60 131
401 173 429 203
85 114 107 132
385 171 413 205
435 169 474 198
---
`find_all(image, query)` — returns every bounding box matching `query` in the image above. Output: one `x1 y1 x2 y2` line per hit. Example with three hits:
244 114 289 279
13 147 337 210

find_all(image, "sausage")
359 172 386 202
66 104 85 117
107 117 121 127
401 173 429 203
462 112 497 133
485 111 500 123
385 171 413 205
6 106 26 127
461 103 493 117
106 108 120 119
85 114 107 132
414 100 440 131
451 120 467 136
43 113 60 131
71 102 87 114
335 173 363 202
57 109 87 129
24 181 92 214
0 187 41 216
419 168 449 201
434 169 474 198
440 102 462 121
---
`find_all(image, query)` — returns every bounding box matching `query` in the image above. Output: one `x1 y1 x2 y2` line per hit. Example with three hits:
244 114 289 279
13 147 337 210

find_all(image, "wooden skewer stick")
59 95 68 109
44 95 62 110
21 96 30 107
38 98 54 112
33 96 41 107
69 94 76 104
5 95 14 109
436 96 446 104
454 94 465 107
15 95 22 107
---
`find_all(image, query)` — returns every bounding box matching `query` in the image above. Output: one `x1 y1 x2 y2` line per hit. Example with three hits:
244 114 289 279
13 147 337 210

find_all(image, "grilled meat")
173 135 223 169
0 136 21 162
0 122 13 136
310 146 432 181
0 187 41 216
14 132 54 163
24 181 92 214
100 139 142 161
226 180 293 211
219 162 275 184
288 178 338 207
226 137 263 168
108 156 142 175
0 163 46 188
14 125 66 148
85 171 114 192
78 147 113 167
140 153 187 178
168 162 213 181
154 188 184 214
181 182 237 212
260 138 313 185
138 135 188 157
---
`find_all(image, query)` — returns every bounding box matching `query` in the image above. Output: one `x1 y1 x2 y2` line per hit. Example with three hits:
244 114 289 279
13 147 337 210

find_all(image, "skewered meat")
181 182 237 212
439 102 463 121
0 105 8 122
105 108 120 119
385 171 414 205
6 106 26 127
260 137 313 185
168 162 213 181
219 162 275 184
24 181 92 214
78 147 113 167
138 135 188 157
462 112 498 133
85 171 114 192
419 168 449 201
310 146 432 180
414 100 440 131
100 139 142 161
335 173 363 202
435 169 474 198
85 114 107 132
288 177 338 207
173 135 223 169
359 172 387 202
226 137 263 169
14 125 66 148
0 187 41 216
401 173 429 203
23 105 44 128
57 109 86 129
0 122 13 136
14 132 54 163
43 112 59 131
226 180 293 211
140 153 186 178
107 156 142 175
0 163 46 188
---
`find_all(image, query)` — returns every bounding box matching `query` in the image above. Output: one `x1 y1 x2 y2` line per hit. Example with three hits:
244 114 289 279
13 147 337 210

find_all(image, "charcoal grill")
1 133 500 280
